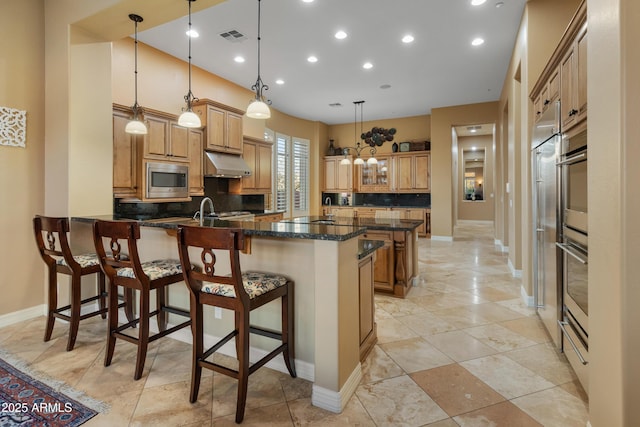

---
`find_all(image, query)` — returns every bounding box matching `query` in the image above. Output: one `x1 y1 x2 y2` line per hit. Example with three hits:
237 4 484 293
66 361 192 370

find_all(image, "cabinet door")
206 106 226 150
243 141 257 190
336 161 352 191
396 155 413 191
548 66 560 102
576 24 587 122
113 111 138 197
359 255 374 344
188 128 204 195
560 47 575 129
364 231 395 292
404 209 426 236
144 115 170 158
324 158 337 191
413 153 430 191
169 122 190 161
226 112 243 154
257 143 272 190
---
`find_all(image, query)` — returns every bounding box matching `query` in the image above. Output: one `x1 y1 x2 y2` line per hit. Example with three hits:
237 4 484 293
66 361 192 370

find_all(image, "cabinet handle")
543 99 551 106
568 109 578 116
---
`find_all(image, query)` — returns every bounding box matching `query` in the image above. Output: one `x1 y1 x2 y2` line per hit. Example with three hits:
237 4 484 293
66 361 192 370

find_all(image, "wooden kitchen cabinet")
561 21 587 130
230 136 272 194
142 112 189 163
362 230 395 293
192 99 244 154
534 66 560 122
357 156 390 192
358 251 377 361
324 156 353 192
112 107 138 198
253 212 284 222
391 208 428 236
393 152 430 192
188 128 204 195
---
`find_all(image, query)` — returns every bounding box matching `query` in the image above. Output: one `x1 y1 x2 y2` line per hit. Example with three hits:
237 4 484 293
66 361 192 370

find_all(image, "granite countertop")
72 215 366 242
324 205 431 209
282 216 424 232
359 239 384 260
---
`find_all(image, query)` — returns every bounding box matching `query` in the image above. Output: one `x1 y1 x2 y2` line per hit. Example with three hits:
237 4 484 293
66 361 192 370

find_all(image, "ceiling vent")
219 29 247 43
466 125 482 131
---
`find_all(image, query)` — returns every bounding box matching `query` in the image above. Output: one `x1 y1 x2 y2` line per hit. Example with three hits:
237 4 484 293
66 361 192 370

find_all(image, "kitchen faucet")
324 196 334 219
194 197 215 226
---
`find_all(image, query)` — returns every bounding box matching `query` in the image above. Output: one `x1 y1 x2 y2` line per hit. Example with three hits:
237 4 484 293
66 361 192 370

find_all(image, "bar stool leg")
124 288 135 323
67 275 82 351
98 272 107 319
104 283 119 367
235 309 250 424
156 287 167 332
134 290 151 380
44 267 57 342
282 282 296 378
189 298 203 403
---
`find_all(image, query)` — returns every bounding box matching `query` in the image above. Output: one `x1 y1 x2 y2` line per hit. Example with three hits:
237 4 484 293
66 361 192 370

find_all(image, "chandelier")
340 101 377 165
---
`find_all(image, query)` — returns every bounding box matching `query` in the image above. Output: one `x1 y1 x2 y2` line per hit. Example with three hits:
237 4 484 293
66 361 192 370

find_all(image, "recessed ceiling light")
471 37 485 46
307 56 318 63
186 29 199 38
470 129 477 133
302 0 314 3
234 56 245 63
275 79 285 85
471 0 487 6
471 146 477 150
402 35 414 44
335 30 347 40
363 62 373 70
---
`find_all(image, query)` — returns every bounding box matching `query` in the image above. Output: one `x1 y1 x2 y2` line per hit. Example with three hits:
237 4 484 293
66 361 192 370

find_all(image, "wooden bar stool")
176 226 296 424
33 215 115 351
92 219 192 380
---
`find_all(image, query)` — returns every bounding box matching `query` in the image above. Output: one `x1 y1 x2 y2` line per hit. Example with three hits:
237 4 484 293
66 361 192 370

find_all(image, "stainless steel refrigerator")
531 101 562 347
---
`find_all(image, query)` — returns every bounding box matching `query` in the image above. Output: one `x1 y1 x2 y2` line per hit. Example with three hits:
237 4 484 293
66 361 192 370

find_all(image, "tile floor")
0 221 589 426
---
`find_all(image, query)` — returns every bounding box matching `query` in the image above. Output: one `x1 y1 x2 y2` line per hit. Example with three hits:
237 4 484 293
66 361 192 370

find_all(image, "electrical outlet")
214 307 222 319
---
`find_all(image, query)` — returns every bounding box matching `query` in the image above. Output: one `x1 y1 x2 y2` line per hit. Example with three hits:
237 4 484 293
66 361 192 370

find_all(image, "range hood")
204 151 252 178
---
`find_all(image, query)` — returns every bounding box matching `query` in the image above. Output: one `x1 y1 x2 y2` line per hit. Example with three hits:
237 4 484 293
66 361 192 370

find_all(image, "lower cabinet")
363 231 395 293
358 252 377 362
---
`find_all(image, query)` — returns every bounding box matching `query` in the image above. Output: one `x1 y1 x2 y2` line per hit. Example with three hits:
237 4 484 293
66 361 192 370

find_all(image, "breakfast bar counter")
71 215 376 414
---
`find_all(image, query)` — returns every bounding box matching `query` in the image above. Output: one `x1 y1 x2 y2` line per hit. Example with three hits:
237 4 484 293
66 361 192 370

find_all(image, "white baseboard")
520 286 534 307
508 258 522 278
494 240 509 253
0 304 46 328
311 363 362 413
430 235 453 242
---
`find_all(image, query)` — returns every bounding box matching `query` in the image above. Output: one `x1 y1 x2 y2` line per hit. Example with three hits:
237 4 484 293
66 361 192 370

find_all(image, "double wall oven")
556 123 589 387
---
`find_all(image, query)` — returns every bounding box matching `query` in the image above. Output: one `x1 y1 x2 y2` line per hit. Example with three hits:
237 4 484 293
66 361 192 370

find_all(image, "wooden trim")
192 98 246 116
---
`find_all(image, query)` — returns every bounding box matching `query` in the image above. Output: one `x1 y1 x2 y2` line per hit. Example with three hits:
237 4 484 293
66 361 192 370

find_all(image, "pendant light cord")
185 0 198 109
129 14 143 119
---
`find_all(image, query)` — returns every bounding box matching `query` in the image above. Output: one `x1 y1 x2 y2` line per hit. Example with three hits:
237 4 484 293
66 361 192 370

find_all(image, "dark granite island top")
281 216 424 232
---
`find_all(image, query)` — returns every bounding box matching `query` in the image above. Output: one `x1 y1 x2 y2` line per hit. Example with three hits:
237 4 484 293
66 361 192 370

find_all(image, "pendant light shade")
178 0 201 128
340 101 377 165
246 0 271 119
125 14 147 135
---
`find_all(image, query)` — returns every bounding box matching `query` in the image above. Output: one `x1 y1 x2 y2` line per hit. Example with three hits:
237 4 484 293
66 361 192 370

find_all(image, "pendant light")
340 101 377 165
178 0 201 128
246 0 271 119
125 14 147 135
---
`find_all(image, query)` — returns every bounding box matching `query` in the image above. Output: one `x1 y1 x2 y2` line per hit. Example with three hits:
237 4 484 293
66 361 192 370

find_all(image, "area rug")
0 356 105 427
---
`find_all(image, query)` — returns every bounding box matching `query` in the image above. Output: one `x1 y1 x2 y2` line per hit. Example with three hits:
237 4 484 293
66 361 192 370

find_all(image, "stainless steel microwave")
146 162 189 199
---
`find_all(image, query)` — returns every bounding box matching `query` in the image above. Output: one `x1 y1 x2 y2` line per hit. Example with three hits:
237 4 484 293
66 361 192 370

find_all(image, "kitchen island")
283 216 423 298
71 215 381 413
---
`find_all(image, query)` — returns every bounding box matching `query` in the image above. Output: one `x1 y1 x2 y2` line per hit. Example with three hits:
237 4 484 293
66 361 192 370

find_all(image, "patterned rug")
0 356 103 426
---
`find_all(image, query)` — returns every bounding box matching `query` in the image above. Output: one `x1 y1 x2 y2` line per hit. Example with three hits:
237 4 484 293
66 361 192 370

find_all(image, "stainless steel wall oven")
556 123 588 389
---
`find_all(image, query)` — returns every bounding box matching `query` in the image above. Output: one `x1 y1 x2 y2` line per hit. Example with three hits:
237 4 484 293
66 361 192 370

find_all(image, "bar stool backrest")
92 220 144 284
33 216 75 269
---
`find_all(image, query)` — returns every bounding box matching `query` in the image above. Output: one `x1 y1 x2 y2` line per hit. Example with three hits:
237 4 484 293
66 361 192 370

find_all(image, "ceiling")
136 0 527 125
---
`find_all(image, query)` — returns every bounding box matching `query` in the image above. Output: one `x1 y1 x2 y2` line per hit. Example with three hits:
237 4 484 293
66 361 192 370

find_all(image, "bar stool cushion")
117 259 183 281
56 253 100 268
202 271 288 299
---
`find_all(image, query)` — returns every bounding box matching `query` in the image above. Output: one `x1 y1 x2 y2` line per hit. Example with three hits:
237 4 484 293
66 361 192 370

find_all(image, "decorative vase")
328 139 336 156
392 142 398 152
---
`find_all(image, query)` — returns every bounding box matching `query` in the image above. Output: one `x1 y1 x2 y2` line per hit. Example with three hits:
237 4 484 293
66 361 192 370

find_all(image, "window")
269 129 309 218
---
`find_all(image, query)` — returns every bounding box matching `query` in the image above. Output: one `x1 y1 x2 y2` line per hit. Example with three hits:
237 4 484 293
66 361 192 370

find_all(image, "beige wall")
430 102 499 238
0 0 46 316
457 135 495 221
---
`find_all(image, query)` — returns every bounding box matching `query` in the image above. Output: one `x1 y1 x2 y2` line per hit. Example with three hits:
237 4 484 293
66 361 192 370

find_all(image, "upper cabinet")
393 152 430 193
324 156 353 192
113 106 138 198
357 156 390 192
229 136 273 194
142 113 190 163
187 128 204 196
531 1 586 131
192 99 244 154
